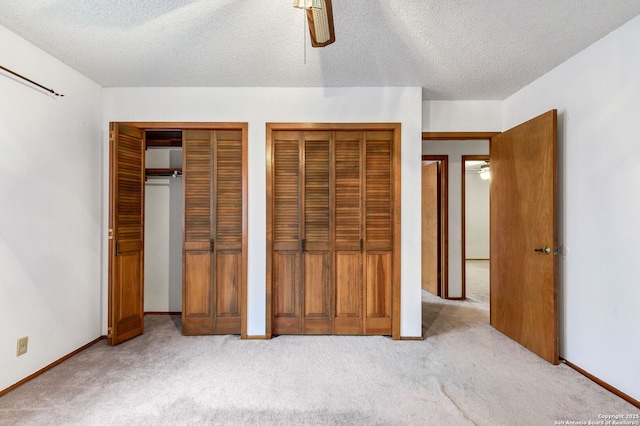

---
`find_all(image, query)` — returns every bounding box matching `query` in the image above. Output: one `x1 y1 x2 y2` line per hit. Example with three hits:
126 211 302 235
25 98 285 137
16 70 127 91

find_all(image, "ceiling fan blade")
306 0 335 47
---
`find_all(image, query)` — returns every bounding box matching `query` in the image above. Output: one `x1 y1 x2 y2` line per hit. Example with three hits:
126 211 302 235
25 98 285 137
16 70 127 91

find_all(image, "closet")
266 124 401 337
144 130 183 316
108 123 248 344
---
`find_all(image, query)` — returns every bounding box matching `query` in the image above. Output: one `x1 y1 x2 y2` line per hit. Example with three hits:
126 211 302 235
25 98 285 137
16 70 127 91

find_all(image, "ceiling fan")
466 161 491 180
293 0 336 47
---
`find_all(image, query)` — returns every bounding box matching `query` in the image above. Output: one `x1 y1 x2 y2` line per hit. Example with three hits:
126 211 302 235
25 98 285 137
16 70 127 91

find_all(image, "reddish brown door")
490 110 558 364
108 123 145 345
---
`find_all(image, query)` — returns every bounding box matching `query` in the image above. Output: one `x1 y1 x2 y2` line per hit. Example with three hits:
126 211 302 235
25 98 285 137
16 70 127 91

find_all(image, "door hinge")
109 130 115 145
107 327 112 338
210 239 215 252
108 229 114 240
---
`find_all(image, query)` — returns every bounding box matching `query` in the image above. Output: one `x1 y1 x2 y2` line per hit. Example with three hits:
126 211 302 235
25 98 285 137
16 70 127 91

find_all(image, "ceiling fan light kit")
293 0 322 9
479 163 491 180
294 0 336 47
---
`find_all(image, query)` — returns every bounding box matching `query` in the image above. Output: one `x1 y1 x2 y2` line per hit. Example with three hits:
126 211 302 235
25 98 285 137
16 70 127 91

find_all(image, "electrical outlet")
17 336 28 356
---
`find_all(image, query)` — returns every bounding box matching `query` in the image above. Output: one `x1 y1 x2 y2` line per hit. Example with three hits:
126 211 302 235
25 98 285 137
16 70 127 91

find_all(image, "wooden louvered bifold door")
333 132 363 335
272 131 302 334
212 131 243 334
270 128 395 336
302 132 332 334
108 123 145 345
183 130 243 335
363 131 393 335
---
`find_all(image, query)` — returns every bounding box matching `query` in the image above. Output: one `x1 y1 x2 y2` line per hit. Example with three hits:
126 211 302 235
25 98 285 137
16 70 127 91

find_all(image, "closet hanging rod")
0 65 65 97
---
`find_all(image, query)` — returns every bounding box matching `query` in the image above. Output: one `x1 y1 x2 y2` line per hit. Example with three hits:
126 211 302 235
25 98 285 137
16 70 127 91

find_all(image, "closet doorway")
265 123 401 339
108 122 248 345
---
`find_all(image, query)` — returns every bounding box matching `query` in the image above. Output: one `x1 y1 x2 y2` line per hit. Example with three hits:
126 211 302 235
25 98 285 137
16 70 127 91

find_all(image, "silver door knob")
534 246 551 254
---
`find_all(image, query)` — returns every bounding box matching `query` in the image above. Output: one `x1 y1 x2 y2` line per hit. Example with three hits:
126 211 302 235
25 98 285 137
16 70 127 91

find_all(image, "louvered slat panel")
304 138 330 242
274 137 300 243
184 131 212 241
365 138 392 245
116 134 143 240
335 133 361 244
215 131 243 243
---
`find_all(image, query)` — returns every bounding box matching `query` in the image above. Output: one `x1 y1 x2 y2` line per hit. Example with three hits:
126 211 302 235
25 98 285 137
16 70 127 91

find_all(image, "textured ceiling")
1 1 639 100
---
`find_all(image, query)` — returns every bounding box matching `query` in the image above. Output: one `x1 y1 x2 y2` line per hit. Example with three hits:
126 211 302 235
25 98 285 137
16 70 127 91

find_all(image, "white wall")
503 14 640 401
102 87 424 338
422 141 489 298
0 25 103 391
465 171 490 259
423 101 502 132
144 149 183 312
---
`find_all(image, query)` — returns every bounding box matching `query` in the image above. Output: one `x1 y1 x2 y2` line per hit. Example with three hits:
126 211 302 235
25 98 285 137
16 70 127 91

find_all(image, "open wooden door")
421 161 439 295
490 110 558 364
108 123 145 345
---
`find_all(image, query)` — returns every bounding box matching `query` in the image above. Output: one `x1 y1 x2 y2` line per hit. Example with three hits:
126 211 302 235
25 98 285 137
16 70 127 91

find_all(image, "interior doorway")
462 155 490 304
421 155 448 298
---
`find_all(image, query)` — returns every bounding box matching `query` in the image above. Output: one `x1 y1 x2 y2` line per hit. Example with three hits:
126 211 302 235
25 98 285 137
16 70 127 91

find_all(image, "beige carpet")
466 259 489 305
1 295 637 425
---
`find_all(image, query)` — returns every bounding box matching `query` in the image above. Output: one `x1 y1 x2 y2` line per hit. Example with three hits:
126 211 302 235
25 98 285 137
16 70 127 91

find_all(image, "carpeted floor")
465 260 489 305
1 293 637 425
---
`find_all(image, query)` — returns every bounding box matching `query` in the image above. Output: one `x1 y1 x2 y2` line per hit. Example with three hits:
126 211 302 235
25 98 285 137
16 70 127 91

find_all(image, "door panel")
183 250 213 333
334 252 361 334
109 123 145 345
490 110 558 364
302 133 332 334
303 251 331 333
334 132 363 334
363 132 393 335
212 131 243 334
272 132 302 334
182 130 214 335
273 250 301 334
422 162 439 295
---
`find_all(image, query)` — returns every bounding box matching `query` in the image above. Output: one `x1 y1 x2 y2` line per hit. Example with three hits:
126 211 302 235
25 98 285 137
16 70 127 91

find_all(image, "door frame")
265 122 402 339
421 155 448 298
108 121 249 339
422 132 497 301
461 154 490 300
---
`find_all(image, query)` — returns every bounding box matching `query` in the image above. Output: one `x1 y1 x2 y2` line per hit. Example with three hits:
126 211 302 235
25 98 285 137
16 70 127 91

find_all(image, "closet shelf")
145 168 182 178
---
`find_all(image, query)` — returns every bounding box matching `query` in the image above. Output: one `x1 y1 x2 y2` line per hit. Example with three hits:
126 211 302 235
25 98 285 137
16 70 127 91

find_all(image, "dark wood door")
182 130 244 335
108 123 145 345
490 110 558 364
